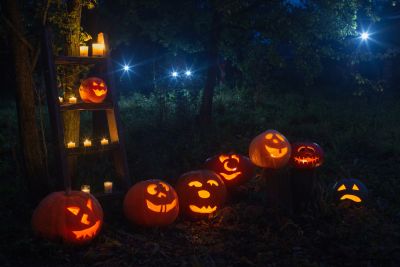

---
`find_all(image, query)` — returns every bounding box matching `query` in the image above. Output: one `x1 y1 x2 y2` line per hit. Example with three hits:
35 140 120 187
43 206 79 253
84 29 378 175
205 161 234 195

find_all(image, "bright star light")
361 32 370 41
185 70 192 77
123 65 131 71
171 71 178 77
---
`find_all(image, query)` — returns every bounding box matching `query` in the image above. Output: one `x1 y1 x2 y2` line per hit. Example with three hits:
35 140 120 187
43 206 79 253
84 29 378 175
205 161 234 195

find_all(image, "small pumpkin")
79 77 108 103
290 142 324 169
249 129 291 169
175 170 227 220
333 178 368 204
204 153 254 188
32 191 103 245
123 179 179 227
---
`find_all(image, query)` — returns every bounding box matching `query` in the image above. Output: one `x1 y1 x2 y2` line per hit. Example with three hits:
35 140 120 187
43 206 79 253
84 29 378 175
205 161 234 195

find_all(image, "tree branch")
1 14 34 51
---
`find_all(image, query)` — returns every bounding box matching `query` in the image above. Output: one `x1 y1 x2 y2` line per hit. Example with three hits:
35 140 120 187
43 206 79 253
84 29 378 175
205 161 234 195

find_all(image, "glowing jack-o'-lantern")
123 179 179 227
290 142 324 169
249 129 291 169
79 77 108 103
32 191 103 245
204 153 254 188
333 179 368 204
175 170 227 220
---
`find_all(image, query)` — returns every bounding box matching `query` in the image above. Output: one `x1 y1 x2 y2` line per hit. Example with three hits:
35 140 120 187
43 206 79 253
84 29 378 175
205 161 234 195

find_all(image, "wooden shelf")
94 191 125 200
66 143 120 156
60 102 113 111
55 56 106 65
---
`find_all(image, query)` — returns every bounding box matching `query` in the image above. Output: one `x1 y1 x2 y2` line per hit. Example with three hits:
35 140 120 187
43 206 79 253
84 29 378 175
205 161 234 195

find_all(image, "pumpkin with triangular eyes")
32 191 103 245
123 179 179 227
333 178 368 204
204 153 254 188
291 142 324 169
79 77 108 103
249 129 292 169
175 170 227 220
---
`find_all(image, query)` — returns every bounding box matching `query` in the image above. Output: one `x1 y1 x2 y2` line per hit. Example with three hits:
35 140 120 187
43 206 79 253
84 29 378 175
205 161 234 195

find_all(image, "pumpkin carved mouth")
93 89 107 96
293 156 320 165
340 194 362 203
189 205 217 213
146 199 177 213
265 146 288 158
219 172 242 180
72 220 101 240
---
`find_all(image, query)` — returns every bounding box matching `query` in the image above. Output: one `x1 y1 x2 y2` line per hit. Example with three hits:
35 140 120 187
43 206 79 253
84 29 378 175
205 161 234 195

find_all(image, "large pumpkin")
249 129 291 169
32 191 103 245
290 142 324 169
204 153 254 188
123 179 179 227
175 170 227 220
79 77 108 103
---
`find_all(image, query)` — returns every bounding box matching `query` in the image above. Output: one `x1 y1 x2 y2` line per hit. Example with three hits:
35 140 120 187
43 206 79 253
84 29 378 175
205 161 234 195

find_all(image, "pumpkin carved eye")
189 181 202 187
337 184 346 191
352 184 359 191
207 180 219 186
147 184 158 195
159 182 170 191
67 206 80 215
100 83 105 87
93 82 98 86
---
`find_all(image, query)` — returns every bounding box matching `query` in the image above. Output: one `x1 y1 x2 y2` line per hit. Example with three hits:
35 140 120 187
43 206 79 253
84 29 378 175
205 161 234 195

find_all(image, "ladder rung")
66 143 120 156
55 56 107 65
60 102 114 111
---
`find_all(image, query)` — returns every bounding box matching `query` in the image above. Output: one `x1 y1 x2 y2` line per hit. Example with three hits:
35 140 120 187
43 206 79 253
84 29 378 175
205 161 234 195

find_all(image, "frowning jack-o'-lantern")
249 130 292 169
204 153 254 188
79 77 108 103
32 191 103 245
123 179 179 227
291 142 324 169
175 170 227 220
333 178 368 204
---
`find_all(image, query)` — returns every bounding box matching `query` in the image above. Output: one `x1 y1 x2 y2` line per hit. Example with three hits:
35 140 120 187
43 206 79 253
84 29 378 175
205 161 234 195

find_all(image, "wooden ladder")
42 27 131 198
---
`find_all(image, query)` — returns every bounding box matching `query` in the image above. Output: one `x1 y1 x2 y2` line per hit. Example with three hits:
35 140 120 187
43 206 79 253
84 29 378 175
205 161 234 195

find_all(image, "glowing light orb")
361 32 370 41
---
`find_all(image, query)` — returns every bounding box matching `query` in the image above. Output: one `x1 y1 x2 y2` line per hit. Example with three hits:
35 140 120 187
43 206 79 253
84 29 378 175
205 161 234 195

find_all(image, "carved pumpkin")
290 142 324 169
32 191 103 245
123 179 179 227
175 170 227 220
333 179 368 204
249 129 292 169
204 153 254 188
79 77 108 103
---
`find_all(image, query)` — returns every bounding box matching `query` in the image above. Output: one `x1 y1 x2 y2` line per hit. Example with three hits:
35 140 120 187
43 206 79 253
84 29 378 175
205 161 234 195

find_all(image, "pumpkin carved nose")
198 190 210 198
157 192 166 198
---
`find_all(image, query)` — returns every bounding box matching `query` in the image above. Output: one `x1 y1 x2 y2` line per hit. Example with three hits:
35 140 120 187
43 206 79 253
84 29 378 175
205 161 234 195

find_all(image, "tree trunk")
3 0 48 200
199 11 221 125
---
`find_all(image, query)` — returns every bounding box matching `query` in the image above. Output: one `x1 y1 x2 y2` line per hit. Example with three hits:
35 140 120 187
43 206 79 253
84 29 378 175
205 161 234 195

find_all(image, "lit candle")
59 96 63 103
83 139 92 147
104 181 113 193
100 138 109 145
97 32 105 44
92 43 105 57
67 141 76 148
69 96 77 104
81 185 90 193
79 45 89 57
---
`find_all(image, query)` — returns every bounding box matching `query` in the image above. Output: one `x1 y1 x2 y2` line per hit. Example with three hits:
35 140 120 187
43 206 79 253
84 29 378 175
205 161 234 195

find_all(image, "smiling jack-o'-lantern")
204 153 254 188
333 178 368 204
291 142 324 169
249 130 292 169
32 191 103 245
175 170 227 220
123 179 179 227
79 77 108 103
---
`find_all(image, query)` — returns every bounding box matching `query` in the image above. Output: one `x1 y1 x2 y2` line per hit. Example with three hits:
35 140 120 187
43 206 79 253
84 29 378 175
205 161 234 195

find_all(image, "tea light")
68 96 77 104
92 43 105 57
100 138 109 146
83 139 92 147
81 184 90 193
79 45 89 57
59 96 63 103
104 181 113 193
67 141 76 148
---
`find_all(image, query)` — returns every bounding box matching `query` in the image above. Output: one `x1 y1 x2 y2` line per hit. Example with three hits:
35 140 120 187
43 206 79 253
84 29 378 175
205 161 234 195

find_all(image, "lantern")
249 129 291 169
290 142 324 169
123 179 179 227
333 179 368 204
204 153 254 188
32 191 103 245
79 77 108 103
175 170 227 220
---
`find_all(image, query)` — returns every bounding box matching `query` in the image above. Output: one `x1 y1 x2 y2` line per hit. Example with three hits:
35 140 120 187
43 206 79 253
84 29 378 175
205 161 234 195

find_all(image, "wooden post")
290 169 320 213
262 168 292 215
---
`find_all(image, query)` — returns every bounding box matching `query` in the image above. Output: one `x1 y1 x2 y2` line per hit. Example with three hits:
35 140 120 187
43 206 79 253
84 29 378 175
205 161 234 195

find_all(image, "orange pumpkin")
175 170 227 220
290 142 324 169
123 179 179 227
32 191 103 245
79 77 108 103
204 153 254 188
249 129 291 169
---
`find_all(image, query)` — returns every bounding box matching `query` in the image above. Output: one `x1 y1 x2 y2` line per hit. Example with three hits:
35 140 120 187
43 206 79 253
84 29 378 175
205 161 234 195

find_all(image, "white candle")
83 139 92 147
100 138 109 145
104 181 113 193
81 185 90 193
67 141 76 148
69 96 77 104
92 43 105 57
59 96 63 103
80 45 89 57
